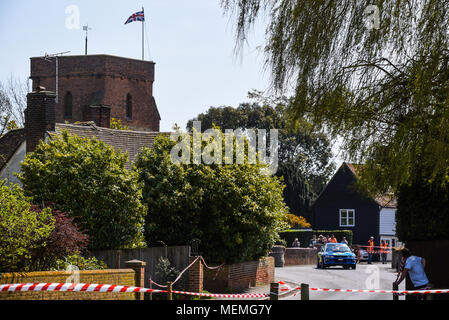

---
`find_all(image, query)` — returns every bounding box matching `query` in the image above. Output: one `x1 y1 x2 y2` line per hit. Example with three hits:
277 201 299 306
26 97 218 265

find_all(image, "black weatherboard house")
312 163 399 256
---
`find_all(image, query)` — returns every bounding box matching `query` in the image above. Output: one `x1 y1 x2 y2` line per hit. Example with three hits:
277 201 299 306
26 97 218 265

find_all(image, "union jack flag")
124 10 145 24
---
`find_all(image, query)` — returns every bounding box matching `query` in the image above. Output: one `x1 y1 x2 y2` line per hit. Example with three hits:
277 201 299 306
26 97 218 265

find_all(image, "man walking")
380 240 388 264
367 236 374 264
394 248 430 300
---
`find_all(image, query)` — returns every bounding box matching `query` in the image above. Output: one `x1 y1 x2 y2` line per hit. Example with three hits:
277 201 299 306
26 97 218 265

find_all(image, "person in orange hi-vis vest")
380 240 388 264
367 236 374 264
330 234 337 243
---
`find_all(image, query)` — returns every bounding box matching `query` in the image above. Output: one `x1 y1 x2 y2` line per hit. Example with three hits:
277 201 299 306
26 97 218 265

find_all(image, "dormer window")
64 92 73 119
126 93 132 120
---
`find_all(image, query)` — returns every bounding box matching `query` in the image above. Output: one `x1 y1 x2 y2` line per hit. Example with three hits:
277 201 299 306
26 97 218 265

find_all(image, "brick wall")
0 269 136 300
203 257 274 293
30 55 160 131
284 248 318 266
25 90 56 153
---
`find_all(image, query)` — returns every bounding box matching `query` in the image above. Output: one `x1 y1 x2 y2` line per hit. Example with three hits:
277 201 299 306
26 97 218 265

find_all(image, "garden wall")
90 246 191 290
203 257 274 293
284 248 317 266
0 269 136 300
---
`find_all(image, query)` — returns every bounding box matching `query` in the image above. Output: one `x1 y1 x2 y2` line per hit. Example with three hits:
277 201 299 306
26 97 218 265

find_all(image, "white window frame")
339 209 355 227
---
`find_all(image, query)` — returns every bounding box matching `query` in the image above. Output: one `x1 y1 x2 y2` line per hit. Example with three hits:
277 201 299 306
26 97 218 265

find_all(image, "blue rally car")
317 243 357 269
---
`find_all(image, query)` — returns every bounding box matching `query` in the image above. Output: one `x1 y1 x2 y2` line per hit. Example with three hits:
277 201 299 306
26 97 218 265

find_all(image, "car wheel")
322 261 327 269
352 265 356 270
343 265 349 270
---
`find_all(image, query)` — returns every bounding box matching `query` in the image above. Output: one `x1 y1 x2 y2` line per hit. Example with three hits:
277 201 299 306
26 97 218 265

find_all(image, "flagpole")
142 7 145 60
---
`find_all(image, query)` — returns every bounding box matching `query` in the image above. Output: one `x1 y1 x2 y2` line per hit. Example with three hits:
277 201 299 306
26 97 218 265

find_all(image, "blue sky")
0 0 270 132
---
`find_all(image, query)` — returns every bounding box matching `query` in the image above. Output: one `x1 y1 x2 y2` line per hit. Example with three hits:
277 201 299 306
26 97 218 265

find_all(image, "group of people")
309 234 349 247
366 236 391 264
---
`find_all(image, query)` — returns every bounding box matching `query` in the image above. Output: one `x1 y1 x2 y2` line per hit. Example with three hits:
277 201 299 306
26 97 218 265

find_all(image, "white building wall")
379 207 396 236
0 141 26 186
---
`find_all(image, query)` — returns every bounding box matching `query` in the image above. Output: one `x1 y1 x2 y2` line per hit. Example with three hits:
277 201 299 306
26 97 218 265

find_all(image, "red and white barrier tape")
0 283 165 294
0 283 268 299
287 285 449 295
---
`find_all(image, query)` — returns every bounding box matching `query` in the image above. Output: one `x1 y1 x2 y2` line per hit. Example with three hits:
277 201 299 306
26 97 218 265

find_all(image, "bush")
285 213 311 229
135 130 289 264
279 230 353 248
52 253 107 271
29 203 89 271
0 181 54 272
18 131 147 250
397 173 449 242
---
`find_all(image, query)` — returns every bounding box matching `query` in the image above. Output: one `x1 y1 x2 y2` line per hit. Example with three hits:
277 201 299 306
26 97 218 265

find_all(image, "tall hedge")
18 131 147 250
135 131 290 264
279 230 353 248
397 175 449 242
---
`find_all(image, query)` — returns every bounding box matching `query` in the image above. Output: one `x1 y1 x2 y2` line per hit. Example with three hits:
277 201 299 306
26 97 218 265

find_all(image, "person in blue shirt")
394 248 430 300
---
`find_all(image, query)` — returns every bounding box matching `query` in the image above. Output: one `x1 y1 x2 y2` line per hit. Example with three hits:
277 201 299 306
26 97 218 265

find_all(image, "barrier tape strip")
0 283 268 299
287 285 449 295
1 282 448 299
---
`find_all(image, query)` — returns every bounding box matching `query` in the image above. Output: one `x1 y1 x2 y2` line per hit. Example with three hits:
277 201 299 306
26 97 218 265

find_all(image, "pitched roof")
313 162 397 208
0 128 26 172
50 122 166 168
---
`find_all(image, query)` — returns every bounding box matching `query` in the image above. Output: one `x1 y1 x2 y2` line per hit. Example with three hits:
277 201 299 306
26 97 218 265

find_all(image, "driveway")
276 262 406 300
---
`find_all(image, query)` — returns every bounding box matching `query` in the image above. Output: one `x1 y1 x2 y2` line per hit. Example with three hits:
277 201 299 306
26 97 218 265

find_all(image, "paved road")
276 262 406 300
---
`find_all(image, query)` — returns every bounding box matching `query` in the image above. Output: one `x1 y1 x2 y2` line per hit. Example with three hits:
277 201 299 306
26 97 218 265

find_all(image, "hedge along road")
276 262 406 300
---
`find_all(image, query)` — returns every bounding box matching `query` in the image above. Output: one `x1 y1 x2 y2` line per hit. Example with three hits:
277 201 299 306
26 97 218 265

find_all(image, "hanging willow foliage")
222 0 449 195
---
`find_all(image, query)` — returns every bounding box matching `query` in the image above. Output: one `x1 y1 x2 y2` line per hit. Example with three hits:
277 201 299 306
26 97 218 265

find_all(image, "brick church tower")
29 54 160 131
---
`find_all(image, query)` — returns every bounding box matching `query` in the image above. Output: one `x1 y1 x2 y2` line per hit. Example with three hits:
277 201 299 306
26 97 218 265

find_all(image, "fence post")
301 283 309 300
167 281 173 300
393 282 399 301
125 260 146 301
270 282 280 300
188 256 203 293
149 277 152 301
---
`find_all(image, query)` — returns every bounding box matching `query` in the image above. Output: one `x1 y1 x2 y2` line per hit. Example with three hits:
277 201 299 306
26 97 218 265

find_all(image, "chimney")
87 105 111 128
25 87 56 153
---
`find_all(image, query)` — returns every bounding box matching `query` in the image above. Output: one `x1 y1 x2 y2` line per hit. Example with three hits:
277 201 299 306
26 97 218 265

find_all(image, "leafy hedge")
279 230 353 248
397 175 449 242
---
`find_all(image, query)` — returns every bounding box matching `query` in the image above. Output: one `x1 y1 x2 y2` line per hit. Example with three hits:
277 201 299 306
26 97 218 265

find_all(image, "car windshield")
325 244 351 253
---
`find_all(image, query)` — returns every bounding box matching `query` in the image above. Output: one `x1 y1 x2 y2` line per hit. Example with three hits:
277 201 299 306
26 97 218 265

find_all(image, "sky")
0 0 272 132
0 0 344 167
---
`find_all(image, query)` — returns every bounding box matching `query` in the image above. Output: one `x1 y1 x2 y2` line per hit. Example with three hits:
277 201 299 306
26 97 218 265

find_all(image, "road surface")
276 262 406 300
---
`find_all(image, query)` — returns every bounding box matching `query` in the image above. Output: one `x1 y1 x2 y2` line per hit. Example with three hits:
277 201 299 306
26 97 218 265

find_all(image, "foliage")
110 118 131 131
155 257 181 284
29 203 89 271
186 91 335 221
18 131 147 250
135 131 290 264
221 0 449 195
396 170 449 242
0 180 54 272
285 213 311 229
279 230 353 248
52 253 107 271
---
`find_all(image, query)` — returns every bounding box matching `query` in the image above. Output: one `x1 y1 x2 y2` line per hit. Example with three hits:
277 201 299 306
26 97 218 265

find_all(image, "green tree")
221 0 449 194
187 92 334 221
0 180 54 272
18 131 146 250
135 131 289 263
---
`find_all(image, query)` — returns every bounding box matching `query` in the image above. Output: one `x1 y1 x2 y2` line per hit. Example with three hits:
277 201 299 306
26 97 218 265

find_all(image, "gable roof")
51 122 166 167
0 128 26 172
313 162 397 208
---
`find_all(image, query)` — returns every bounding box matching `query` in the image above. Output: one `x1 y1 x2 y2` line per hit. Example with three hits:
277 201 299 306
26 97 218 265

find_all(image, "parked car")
358 248 369 262
317 243 357 269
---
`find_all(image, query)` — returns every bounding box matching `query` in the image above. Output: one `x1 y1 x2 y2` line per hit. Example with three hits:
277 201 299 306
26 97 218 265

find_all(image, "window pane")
348 217 354 225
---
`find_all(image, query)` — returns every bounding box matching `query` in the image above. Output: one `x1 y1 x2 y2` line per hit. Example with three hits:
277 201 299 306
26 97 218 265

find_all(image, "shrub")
0 181 54 272
135 130 289 264
52 253 107 271
279 229 353 247
285 213 311 229
18 131 147 250
29 203 89 271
